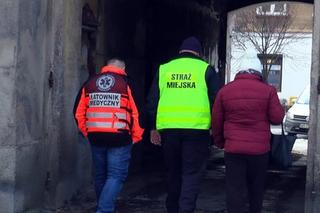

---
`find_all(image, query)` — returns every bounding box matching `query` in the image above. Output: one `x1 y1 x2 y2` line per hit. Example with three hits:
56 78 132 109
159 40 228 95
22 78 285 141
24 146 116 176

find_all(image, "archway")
224 1 320 212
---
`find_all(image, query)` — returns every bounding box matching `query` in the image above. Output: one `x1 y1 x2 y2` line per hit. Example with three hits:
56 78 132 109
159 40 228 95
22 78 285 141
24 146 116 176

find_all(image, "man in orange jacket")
74 58 144 213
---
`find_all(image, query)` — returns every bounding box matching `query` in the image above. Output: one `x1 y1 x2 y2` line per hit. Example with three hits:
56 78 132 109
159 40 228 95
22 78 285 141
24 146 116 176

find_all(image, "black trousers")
161 129 210 213
225 152 269 213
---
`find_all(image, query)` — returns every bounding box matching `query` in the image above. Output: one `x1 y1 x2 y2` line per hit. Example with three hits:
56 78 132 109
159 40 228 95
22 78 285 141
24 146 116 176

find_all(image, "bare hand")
150 129 161 146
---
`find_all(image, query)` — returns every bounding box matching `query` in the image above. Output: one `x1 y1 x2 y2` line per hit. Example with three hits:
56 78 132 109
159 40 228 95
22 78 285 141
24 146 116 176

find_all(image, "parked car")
284 85 310 136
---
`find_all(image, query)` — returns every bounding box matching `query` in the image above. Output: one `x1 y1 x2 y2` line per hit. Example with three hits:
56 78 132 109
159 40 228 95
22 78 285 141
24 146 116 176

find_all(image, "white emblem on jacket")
96 74 115 91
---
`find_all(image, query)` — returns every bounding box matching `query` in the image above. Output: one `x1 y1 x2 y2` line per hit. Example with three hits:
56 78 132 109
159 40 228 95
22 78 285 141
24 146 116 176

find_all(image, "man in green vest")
147 37 220 213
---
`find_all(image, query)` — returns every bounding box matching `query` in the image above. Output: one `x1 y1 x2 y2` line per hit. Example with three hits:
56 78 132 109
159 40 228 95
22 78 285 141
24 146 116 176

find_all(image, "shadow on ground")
56 149 306 213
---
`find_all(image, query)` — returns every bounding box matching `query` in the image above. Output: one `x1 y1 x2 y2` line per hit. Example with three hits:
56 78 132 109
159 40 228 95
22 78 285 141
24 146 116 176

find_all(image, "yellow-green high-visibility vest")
156 57 211 130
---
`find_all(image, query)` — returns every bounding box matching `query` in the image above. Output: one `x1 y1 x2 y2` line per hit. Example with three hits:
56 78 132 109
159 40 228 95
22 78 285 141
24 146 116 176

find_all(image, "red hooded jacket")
212 73 285 155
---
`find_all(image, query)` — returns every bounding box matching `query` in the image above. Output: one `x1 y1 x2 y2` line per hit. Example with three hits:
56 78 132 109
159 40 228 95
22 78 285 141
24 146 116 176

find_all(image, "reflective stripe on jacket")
74 65 144 143
156 58 211 130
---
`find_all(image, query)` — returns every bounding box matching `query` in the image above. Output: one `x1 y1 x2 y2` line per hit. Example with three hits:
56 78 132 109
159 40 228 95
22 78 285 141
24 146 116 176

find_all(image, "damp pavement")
57 138 307 213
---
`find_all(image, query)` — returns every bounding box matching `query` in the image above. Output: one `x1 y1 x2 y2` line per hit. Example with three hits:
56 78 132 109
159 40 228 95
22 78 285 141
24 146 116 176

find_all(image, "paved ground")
57 137 308 213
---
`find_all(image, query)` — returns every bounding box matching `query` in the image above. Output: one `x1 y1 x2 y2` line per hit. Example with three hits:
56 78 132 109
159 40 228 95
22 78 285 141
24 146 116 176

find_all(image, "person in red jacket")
212 52 285 213
74 58 144 213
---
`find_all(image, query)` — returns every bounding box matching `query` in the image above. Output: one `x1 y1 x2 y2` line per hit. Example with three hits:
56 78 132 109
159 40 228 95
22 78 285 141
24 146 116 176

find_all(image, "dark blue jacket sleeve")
205 65 220 109
146 70 159 130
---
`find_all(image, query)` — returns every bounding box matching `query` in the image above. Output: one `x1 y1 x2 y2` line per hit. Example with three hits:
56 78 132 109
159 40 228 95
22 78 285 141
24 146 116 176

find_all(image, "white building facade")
230 34 312 100
227 2 313 101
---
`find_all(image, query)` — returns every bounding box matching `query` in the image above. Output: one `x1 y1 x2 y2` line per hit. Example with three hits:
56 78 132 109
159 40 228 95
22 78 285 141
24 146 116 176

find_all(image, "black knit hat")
179 37 202 55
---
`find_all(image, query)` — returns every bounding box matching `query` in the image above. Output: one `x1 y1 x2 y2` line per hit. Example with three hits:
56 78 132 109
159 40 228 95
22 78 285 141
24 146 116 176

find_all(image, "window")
296 85 310 105
256 3 288 16
258 54 283 91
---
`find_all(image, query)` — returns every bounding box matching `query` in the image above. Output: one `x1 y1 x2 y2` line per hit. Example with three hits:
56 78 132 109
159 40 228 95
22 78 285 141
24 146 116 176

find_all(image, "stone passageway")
1 0 316 211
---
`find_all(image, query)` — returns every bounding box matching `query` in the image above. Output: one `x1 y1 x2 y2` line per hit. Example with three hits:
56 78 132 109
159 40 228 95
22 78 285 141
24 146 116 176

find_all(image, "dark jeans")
91 144 132 213
225 152 269 213
161 129 210 213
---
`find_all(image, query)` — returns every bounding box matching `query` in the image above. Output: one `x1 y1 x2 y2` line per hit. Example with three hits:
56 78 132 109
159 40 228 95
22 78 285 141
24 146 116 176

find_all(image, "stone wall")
0 0 92 211
305 0 320 211
14 0 52 210
0 0 23 212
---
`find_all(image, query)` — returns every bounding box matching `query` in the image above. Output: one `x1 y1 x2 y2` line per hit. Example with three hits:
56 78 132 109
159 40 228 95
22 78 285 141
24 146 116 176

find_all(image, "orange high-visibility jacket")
74 65 144 143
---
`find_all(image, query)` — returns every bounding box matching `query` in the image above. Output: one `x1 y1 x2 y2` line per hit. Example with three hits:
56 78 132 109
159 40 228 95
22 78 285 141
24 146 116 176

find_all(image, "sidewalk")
57 146 307 213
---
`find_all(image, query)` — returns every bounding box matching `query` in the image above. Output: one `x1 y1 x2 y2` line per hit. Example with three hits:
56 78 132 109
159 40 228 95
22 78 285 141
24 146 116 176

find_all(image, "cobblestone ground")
56 148 306 213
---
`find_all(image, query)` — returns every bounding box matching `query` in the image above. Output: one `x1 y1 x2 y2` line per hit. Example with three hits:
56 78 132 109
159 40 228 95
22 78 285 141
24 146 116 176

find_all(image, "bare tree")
232 3 300 81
